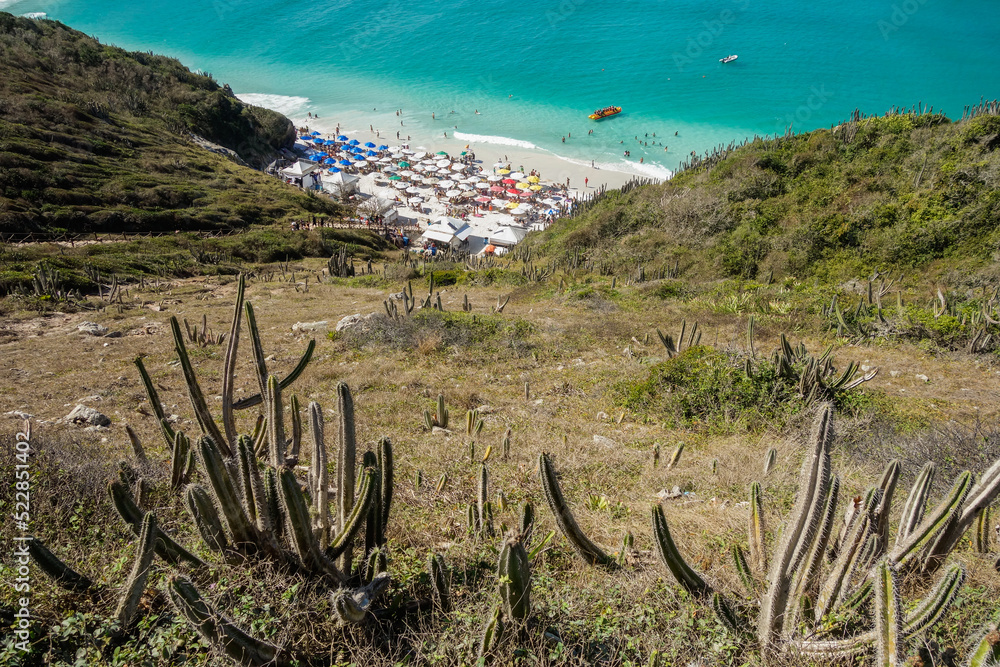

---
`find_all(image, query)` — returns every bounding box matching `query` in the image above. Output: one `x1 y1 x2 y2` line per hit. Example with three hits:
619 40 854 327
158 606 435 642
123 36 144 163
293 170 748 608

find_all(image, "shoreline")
239 95 671 196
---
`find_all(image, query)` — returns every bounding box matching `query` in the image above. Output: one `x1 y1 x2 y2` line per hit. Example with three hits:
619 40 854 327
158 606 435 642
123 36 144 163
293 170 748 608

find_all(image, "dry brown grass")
3 262 1000 665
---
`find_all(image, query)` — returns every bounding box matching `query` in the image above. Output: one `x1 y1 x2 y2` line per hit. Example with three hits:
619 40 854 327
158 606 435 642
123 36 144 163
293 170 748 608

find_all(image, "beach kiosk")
488 225 529 249
420 217 469 247
322 170 360 195
280 160 322 190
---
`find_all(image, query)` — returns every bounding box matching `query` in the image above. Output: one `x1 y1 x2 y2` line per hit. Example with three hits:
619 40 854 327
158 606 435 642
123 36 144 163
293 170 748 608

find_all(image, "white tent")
488 225 529 247
421 217 471 246
322 170 360 193
280 160 322 190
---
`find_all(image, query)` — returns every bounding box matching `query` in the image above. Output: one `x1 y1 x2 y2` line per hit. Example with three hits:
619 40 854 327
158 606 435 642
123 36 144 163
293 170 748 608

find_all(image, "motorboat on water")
720 55 738 63
588 106 622 120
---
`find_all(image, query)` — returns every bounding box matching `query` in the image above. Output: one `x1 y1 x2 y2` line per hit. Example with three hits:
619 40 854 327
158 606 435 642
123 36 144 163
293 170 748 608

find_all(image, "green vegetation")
0 13 340 233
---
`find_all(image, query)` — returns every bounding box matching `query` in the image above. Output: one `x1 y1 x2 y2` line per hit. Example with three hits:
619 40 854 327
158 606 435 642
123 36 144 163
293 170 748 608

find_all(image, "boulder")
65 404 111 427
292 320 329 332
76 321 108 336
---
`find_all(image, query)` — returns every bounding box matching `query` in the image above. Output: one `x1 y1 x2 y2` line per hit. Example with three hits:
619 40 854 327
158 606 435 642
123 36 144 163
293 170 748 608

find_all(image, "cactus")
874 558 902 667
336 382 357 573
184 484 229 553
429 553 452 613
169 316 230 456
498 536 531 622
278 467 344 581
266 375 286 469
763 448 777 476
168 576 290 667
198 435 261 550
976 506 992 553
967 617 1000 667
478 605 505 660
652 504 711 596
667 444 684 469
436 473 448 493
26 537 94 593
748 481 767 572
169 430 195 492
895 462 935 548
125 424 148 467
501 427 512 458
109 479 205 569
115 512 157 628
538 453 614 567
376 437 394 547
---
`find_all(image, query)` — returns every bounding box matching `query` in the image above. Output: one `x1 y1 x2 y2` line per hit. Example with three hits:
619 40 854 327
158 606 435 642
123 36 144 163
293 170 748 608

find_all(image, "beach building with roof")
322 170 360 194
280 160 322 190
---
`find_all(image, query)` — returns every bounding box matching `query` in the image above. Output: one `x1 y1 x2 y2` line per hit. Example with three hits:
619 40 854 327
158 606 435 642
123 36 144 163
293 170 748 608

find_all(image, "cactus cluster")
649 404 1000 664
423 393 449 430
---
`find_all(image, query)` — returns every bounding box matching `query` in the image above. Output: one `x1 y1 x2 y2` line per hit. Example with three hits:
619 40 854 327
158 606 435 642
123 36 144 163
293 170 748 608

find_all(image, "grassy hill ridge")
530 108 1000 285
0 13 339 234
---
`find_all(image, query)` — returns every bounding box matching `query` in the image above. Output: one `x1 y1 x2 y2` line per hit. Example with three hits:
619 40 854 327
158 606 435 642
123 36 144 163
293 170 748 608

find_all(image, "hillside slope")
530 107 1000 284
0 13 338 234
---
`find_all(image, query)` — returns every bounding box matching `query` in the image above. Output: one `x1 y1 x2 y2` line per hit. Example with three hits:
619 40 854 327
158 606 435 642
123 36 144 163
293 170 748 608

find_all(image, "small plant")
423 393 449 430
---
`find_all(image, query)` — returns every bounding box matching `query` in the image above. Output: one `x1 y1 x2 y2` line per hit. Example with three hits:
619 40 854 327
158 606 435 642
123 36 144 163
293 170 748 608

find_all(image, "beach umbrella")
353 156 366 162
459 183 474 191
530 184 543 191
487 174 503 182
348 139 360 145
541 198 560 206
408 196 424 203
544 208 558 215
505 201 518 209
312 137 325 144
379 156 393 163
515 182 530 189
424 166 439 173
421 177 438 185
397 161 411 168
438 179 455 188
364 142 376 148
498 168 510 174
509 172 525 180
299 136 311 141
475 196 491 203
516 203 534 212
527 175 540 183
475 182 491 189
490 185 504 193
502 178 517 185
389 175 402 181
336 135 348 140
451 164 466 172
328 167 341 174
410 151 427 158
324 139 337 145
406 186 421 194
323 158 336 164
518 191 533 198
446 189 462 197
506 188 520 195
436 159 451 168
339 160 352 166
393 182 408 189
378 144 389 150
436 151 448 156
310 130 321 135
400 170 415 178
364 150 376 156
511 208 527 215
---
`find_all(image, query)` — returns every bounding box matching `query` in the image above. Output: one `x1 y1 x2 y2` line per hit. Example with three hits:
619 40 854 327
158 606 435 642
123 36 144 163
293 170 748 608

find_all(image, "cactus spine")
538 453 614 567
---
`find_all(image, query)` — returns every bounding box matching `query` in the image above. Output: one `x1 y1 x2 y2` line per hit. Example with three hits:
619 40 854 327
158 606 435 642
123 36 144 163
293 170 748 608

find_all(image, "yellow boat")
588 106 621 120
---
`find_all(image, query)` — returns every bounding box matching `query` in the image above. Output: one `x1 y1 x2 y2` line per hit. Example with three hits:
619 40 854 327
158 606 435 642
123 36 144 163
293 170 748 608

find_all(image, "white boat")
720 55 738 63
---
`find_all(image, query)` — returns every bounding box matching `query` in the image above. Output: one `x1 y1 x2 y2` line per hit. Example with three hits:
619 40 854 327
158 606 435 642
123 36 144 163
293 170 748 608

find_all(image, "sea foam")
453 132 537 150
235 93 312 118
21 12 47 18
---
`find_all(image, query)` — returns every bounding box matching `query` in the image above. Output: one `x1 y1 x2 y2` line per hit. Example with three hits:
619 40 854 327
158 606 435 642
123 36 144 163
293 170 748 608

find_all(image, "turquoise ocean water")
4 0 999 178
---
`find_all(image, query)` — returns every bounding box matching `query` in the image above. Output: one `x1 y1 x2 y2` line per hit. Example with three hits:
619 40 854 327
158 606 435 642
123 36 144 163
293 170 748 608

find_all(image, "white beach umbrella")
424 166 439 173
487 174 503 182
410 151 427 159
406 186 421 194
491 198 507 207
511 208 527 215
459 183 474 191
436 159 451 168
402 148 415 155
408 196 424 204
378 156 393 163
437 179 456 188
509 172 525 180
515 203 534 212
445 189 462 197
422 177 438 185
451 164 466 172
393 182 408 189
475 182 490 189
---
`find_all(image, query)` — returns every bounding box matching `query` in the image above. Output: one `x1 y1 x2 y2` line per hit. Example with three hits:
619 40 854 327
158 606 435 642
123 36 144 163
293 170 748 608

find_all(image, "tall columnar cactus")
115 512 157 629
967 616 1000 667
307 401 330 549
169 430 194 493
538 453 615 567
874 558 902 667
109 478 205 569
277 467 344 581
336 382 356 573
266 375 286 469
498 536 531 622
184 484 229 553
170 316 230 456
763 448 777 476
429 553 452 613
975 506 992 553
748 481 767 573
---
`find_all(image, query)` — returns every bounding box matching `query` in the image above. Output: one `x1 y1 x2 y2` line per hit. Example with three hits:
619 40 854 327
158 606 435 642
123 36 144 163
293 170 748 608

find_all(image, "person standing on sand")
584 177 588 188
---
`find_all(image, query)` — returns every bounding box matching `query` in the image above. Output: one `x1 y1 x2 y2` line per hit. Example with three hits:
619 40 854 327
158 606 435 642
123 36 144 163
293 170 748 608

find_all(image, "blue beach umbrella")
299 135 311 141
364 142 376 148
378 144 389 150
328 167 341 173
312 137 325 144
349 139 360 145
352 155 365 161
366 150 378 157
323 158 336 164
324 139 337 145
339 159 352 166
310 130 321 135
337 135 348 141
